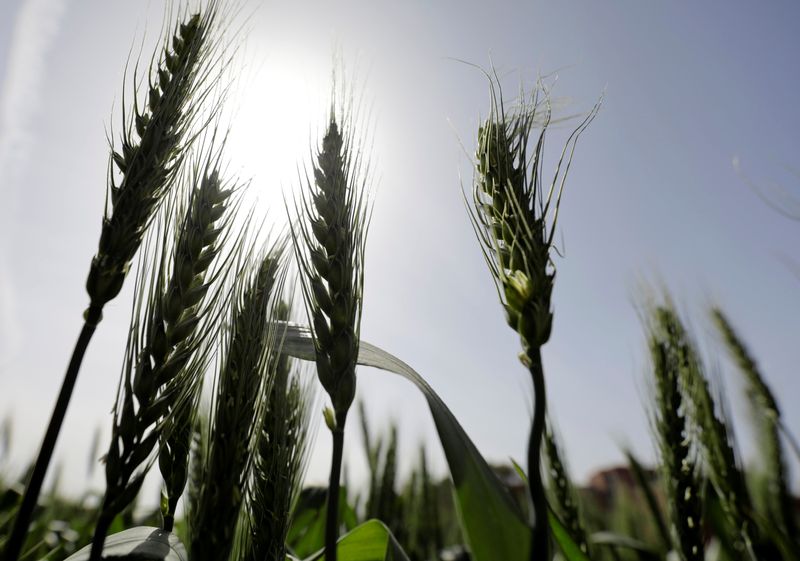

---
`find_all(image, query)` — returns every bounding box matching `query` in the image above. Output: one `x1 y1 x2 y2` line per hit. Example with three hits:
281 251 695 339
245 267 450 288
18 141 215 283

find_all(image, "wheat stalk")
240 303 314 561
469 74 598 561
90 158 235 560
649 311 704 561
290 95 370 561
189 246 286 561
656 307 757 559
712 308 798 551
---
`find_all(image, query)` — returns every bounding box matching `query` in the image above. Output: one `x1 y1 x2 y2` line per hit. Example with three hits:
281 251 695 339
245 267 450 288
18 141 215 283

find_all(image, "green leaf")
280 323 531 561
305 519 409 561
288 487 359 559
549 510 592 561
64 526 187 560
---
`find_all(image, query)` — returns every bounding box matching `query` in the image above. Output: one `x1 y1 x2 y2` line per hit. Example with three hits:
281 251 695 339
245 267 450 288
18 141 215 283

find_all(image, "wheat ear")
469 74 598 561
90 159 234 560
657 307 757 559
649 311 704 561
241 302 315 561
189 247 287 561
543 418 590 556
712 308 798 551
291 99 369 561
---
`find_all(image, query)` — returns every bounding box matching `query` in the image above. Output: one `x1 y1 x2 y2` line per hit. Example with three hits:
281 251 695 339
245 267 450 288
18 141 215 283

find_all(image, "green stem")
163 504 177 532
4 314 100 561
325 425 345 561
526 346 549 561
89 514 112 561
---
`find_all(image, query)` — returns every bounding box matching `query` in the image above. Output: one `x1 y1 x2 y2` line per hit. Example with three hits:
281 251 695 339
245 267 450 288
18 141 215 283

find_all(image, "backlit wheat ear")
469 75 598 561
189 246 287 561
90 158 236 561
156 154 244 533
712 309 798 549
648 312 704 561
292 113 369 425
655 307 758 559
291 99 370 561
86 7 223 322
158 397 194 532
241 302 315 561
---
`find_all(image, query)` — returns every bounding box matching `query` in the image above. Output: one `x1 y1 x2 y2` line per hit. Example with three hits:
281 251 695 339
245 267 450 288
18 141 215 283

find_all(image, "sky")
0 0 799 505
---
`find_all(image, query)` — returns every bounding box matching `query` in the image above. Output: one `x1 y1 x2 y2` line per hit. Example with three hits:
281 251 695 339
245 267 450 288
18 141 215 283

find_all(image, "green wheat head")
649 311 705 561
96 151 235 543
189 245 287 561
470 78 599 355
656 307 757 558
85 5 223 323
291 102 369 425
240 303 315 561
712 308 798 551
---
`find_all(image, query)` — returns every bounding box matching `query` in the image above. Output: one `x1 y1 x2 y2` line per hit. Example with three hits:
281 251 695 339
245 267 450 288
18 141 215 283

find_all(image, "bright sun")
225 49 329 232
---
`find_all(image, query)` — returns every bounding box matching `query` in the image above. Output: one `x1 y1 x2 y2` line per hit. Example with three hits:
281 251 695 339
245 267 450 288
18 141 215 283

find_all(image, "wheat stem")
3 321 97 561
469 75 598 561
326 426 346 561
525 348 549 561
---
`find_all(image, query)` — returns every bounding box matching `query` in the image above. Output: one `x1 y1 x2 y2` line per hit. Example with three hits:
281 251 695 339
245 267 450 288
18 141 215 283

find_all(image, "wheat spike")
655 307 757 559
291 95 370 561
86 7 222 324
90 159 234 560
649 313 704 561
469 75 599 561
712 308 798 550
543 418 590 556
189 247 286 561
240 303 314 561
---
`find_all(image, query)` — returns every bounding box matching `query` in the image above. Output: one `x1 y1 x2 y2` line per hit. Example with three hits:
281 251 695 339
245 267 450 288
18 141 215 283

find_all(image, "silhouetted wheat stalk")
469 75 598 561
291 97 370 561
90 155 236 560
189 246 286 561
661 308 758 559
240 303 314 561
649 308 704 561
4 8 224 560
712 309 799 554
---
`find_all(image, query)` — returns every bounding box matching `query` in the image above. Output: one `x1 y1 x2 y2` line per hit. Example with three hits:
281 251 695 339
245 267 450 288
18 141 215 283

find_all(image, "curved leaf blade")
280 323 530 561
65 526 187 561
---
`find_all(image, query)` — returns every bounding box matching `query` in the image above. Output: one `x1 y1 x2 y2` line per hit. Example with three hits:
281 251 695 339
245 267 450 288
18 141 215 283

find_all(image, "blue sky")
1 0 798 500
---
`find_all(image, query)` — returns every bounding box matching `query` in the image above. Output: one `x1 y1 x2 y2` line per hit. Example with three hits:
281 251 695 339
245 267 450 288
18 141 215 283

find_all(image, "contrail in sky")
0 0 70 366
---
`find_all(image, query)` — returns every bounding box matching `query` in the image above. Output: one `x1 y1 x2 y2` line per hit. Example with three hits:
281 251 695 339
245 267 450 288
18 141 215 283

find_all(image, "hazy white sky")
1 0 799 503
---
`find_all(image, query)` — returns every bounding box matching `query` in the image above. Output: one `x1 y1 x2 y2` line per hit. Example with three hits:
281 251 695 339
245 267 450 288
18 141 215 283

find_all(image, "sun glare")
225 50 329 234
